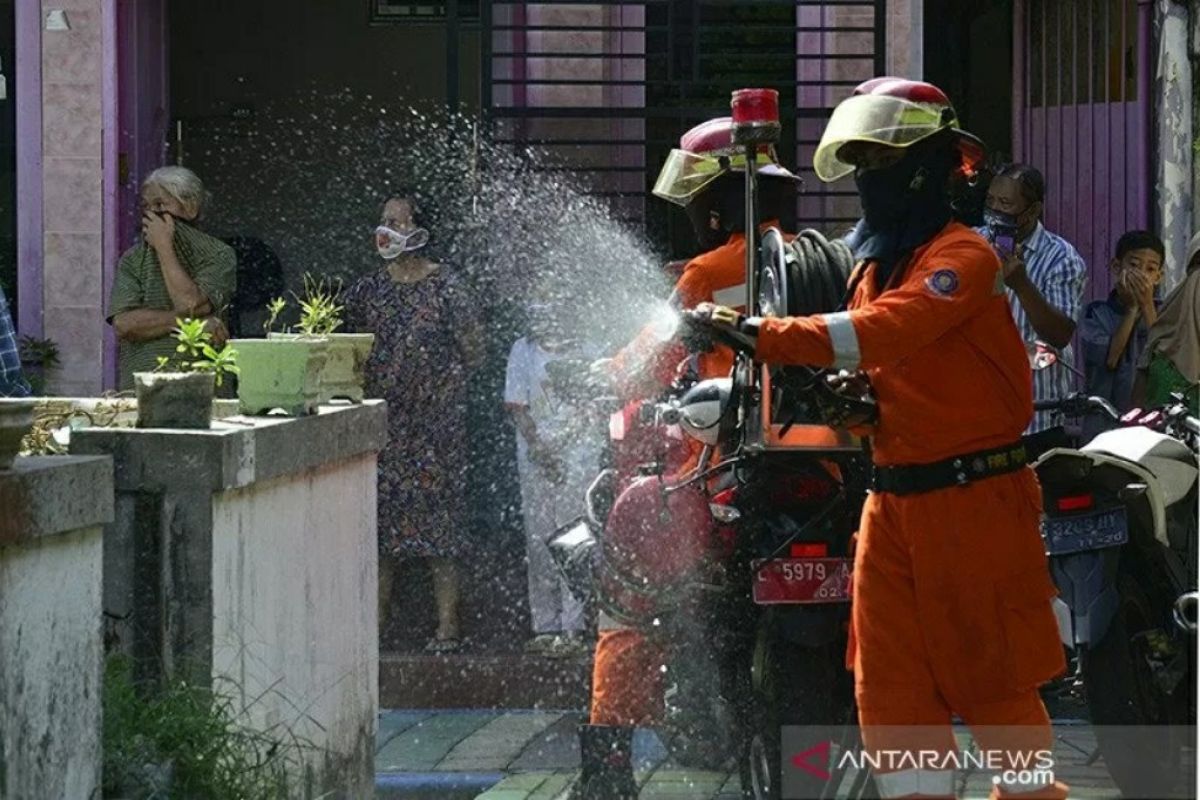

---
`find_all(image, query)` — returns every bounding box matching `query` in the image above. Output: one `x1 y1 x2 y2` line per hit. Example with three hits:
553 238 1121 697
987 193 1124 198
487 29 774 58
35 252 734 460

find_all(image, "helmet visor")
813 94 952 183
653 148 797 206
652 149 728 206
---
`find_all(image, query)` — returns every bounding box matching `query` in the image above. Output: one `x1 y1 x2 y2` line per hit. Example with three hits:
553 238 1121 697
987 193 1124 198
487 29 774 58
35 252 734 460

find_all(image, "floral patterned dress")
344 266 476 560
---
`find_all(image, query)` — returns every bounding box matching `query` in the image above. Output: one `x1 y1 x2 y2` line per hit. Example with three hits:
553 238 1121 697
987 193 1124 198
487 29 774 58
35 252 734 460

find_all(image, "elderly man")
983 164 1087 432
108 166 236 389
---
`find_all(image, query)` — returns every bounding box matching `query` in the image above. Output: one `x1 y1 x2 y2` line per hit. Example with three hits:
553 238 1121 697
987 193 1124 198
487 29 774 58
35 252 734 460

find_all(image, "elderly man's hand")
202 316 230 349
142 211 176 253
1001 247 1029 289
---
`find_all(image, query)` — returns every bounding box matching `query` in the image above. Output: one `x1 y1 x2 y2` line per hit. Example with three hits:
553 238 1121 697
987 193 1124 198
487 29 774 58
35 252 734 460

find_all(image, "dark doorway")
924 0 1015 163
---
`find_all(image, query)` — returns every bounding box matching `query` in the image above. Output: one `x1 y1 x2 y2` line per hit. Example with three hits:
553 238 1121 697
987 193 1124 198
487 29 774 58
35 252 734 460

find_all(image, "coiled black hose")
770 229 859 431
782 229 856 316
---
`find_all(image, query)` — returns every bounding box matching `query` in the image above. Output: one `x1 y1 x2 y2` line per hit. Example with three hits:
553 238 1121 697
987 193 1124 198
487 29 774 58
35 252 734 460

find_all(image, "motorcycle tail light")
1056 494 1094 512
790 542 829 558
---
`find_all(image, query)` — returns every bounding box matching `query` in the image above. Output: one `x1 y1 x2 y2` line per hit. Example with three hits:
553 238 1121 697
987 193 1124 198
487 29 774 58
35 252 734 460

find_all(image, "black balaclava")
849 132 958 291
685 173 796 252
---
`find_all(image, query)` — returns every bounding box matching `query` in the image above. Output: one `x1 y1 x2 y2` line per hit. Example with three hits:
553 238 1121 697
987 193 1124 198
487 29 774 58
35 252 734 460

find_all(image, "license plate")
1042 507 1128 556
752 558 852 605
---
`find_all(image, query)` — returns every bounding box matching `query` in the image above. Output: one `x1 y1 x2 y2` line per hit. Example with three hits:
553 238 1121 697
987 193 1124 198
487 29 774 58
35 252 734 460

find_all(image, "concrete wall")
211 453 378 798
71 402 386 797
0 456 112 800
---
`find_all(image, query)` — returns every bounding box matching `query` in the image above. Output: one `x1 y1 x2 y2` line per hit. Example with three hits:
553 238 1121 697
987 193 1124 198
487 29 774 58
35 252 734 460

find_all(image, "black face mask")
685 191 734 251
855 156 930 229
850 138 956 288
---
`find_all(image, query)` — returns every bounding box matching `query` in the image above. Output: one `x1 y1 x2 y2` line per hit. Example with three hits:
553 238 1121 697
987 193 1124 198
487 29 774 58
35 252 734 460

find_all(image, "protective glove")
815 369 878 430
679 303 761 355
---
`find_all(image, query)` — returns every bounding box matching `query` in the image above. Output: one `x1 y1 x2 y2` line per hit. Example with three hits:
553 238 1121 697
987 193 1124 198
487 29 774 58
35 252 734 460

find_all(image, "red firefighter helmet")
813 77 986 183
653 117 801 207
596 476 716 625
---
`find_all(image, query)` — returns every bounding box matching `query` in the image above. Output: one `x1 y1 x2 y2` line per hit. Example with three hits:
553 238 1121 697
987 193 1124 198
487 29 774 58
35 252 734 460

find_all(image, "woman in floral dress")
344 192 481 652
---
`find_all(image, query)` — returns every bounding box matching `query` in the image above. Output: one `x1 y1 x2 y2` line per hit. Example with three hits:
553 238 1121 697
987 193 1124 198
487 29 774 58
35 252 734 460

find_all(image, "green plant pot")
230 337 328 416
268 332 374 403
0 398 35 470
134 372 215 430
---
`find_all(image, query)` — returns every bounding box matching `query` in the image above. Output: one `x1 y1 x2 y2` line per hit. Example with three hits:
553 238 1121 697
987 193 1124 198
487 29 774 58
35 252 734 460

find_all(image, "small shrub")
102 656 307 799
154 318 240 387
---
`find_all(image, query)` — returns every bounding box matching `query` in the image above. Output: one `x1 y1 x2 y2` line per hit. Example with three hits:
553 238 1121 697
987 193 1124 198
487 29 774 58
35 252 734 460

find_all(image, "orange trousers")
590 628 666 727
849 468 1068 799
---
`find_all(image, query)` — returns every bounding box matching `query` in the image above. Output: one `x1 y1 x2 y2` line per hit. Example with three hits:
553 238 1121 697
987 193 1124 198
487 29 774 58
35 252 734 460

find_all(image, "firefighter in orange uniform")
686 78 1069 800
568 117 802 800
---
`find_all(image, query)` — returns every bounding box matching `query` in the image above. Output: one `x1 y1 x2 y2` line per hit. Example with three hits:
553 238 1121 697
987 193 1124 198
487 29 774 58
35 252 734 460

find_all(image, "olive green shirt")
107 222 237 389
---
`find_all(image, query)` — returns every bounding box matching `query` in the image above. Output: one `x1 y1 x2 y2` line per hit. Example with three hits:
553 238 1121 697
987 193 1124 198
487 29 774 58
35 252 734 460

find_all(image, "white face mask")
375 225 429 260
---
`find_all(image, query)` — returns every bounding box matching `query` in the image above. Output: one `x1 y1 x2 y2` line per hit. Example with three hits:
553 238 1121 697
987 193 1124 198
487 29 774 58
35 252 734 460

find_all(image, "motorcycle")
1033 391 1199 799
548 227 874 800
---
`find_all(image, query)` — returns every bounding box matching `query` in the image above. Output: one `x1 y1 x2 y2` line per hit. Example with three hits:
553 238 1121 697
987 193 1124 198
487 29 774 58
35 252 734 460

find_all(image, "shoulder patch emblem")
925 268 960 297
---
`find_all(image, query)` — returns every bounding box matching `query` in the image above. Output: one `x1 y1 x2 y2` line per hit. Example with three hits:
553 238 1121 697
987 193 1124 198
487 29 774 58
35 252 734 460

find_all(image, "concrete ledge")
70 400 387 492
0 456 114 546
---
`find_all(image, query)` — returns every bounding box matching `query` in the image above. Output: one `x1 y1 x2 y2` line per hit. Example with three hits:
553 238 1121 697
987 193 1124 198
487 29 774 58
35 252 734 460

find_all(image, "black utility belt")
871 441 1029 496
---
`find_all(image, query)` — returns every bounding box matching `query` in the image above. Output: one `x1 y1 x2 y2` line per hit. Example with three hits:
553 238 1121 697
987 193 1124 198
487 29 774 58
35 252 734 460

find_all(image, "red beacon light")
731 88 781 145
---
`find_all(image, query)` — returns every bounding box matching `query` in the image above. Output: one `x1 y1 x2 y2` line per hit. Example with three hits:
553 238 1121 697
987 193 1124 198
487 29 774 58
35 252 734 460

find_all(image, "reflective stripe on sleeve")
712 283 747 310
820 311 861 370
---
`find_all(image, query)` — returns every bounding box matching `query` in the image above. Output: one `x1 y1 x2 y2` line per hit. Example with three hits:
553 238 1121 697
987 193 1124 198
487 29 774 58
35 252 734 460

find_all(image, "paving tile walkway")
375 711 1143 799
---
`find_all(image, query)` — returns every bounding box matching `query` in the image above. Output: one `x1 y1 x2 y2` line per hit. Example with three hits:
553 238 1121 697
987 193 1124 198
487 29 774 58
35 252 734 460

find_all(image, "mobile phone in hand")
992 231 1016 261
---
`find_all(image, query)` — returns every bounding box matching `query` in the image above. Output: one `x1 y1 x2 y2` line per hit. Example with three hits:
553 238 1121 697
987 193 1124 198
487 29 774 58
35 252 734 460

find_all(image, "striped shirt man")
1006 222 1088 432
0 285 30 397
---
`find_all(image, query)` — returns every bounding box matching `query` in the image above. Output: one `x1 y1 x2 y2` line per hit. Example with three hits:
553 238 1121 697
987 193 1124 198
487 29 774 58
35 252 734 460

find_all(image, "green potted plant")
229 293 329 416
18 336 60 395
266 275 375 404
134 318 239 430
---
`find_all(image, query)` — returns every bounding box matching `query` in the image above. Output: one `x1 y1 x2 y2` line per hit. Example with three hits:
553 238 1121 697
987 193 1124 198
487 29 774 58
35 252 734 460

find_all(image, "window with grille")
484 1 885 254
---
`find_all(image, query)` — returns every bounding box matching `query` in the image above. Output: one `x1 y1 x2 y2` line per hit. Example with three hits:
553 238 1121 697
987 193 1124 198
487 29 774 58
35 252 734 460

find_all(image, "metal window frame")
482 1 887 248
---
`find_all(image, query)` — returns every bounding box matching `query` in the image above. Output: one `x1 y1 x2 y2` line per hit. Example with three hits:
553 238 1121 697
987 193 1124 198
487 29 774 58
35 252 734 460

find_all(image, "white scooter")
1033 389 1198 799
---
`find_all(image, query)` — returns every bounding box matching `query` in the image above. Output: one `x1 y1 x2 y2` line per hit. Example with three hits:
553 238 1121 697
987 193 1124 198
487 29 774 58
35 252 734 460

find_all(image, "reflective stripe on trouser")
590 628 665 727
820 311 861 370
873 769 955 798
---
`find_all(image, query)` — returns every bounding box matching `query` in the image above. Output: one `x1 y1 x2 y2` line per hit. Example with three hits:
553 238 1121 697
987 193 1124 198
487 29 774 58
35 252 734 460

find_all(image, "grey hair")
142 166 210 217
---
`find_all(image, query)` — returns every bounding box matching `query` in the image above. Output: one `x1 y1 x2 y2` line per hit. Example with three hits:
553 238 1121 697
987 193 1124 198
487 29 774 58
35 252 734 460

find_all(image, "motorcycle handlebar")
1033 394 1120 421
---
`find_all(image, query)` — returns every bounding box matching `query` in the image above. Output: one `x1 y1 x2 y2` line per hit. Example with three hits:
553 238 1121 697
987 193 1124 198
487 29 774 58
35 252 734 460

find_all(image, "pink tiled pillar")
39 0 110 396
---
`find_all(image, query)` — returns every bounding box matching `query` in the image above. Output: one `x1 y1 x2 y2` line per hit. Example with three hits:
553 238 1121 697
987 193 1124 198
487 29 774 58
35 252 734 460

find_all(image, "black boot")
566 724 637 800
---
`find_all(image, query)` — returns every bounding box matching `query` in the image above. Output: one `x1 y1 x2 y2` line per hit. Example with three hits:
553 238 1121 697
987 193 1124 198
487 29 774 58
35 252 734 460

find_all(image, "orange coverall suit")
756 222 1068 799
593 229 764 727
